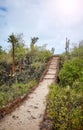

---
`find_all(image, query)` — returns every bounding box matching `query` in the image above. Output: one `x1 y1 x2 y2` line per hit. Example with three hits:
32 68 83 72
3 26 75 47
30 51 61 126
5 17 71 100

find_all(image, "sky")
0 0 83 54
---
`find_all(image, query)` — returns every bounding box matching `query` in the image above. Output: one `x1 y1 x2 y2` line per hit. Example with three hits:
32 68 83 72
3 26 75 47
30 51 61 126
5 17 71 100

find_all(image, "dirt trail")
0 56 60 130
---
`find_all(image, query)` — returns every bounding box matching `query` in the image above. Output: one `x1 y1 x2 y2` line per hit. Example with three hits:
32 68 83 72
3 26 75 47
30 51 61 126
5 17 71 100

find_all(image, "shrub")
59 58 83 87
47 84 83 130
0 80 37 108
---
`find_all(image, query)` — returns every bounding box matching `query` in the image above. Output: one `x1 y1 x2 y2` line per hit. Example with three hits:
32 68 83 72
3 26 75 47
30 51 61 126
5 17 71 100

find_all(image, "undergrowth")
46 44 83 130
0 80 37 108
47 84 83 130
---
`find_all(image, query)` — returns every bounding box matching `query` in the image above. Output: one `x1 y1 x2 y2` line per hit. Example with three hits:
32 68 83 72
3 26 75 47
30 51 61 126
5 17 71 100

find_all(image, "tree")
51 47 55 54
30 37 39 52
71 41 83 59
8 33 18 75
0 46 7 62
14 34 27 60
65 37 70 54
8 33 27 75
0 46 3 54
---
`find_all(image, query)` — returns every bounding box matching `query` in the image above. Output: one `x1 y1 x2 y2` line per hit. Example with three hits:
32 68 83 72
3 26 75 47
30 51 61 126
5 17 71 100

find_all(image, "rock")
34 106 38 109
31 115 36 119
12 115 15 119
40 120 53 130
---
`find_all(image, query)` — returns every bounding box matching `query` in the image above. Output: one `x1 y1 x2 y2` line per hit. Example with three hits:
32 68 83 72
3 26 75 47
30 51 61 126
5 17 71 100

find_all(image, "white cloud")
0 0 83 53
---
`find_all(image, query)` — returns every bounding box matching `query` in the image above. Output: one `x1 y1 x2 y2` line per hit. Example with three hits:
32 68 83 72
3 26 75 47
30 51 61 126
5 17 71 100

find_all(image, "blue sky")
0 0 83 54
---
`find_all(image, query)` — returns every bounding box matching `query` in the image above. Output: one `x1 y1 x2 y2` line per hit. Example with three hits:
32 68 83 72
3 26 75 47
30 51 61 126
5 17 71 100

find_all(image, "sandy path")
0 57 59 130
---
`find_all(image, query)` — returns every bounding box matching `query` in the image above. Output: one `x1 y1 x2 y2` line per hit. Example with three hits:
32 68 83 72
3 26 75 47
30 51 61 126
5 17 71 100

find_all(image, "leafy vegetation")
59 58 83 87
47 85 82 130
0 34 52 108
0 80 37 108
46 43 83 130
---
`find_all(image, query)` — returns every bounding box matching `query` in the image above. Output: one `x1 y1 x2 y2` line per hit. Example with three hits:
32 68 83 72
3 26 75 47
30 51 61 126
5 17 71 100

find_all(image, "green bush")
59 58 83 87
70 45 83 59
46 44 83 130
47 84 83 130
0 80 37 108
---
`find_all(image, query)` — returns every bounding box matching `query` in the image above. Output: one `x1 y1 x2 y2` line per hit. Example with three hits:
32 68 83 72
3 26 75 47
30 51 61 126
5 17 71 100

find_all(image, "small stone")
12 115 15 119
34 106 38 109
27 110 31 113
31 115 36 119
39 114 43 118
